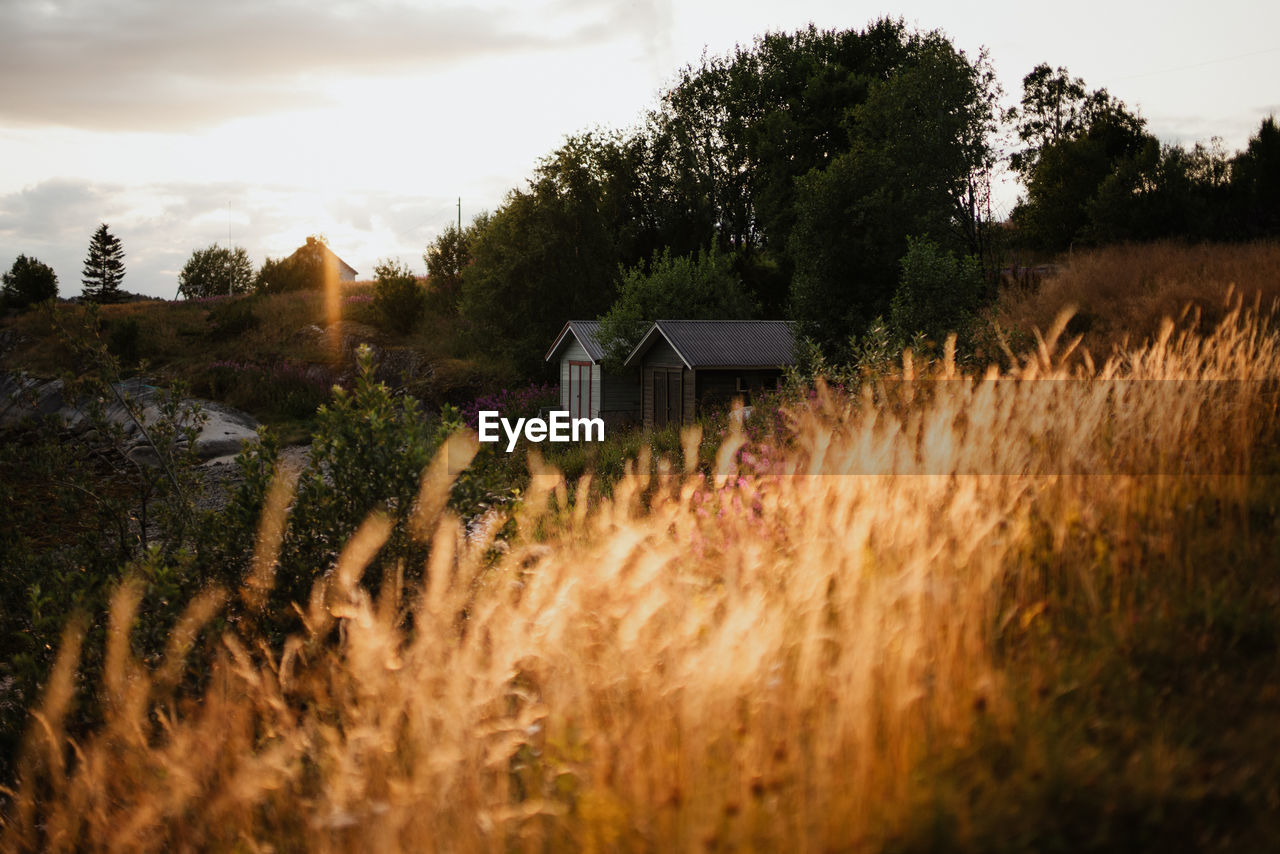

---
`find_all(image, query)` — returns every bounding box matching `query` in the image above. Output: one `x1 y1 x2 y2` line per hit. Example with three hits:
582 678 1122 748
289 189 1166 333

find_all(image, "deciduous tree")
178 243 253 299
597 246 757 368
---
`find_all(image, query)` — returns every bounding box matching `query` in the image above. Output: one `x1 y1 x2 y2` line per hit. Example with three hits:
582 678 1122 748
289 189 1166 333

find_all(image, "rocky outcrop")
1 372 260 464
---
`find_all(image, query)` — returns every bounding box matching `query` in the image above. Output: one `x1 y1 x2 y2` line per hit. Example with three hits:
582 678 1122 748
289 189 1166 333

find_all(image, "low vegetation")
3 268 1280 848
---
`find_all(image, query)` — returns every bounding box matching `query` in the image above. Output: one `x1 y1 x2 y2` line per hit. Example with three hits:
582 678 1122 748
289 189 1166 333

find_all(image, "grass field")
5 250 1280 850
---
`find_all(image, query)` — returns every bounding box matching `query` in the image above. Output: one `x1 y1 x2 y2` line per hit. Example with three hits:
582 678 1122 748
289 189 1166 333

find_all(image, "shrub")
372 260 426 334
889 236 988 348
458 382 558 429
192 359 332 421
105 316 143 366
231 345 446 614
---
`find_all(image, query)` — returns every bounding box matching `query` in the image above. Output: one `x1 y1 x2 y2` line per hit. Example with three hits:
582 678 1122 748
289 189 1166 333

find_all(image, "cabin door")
568 361 592 419
653 369 682 428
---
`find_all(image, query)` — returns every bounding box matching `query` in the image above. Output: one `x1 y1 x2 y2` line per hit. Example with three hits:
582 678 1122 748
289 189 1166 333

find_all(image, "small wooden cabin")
624 320 796 429
544 320 640 425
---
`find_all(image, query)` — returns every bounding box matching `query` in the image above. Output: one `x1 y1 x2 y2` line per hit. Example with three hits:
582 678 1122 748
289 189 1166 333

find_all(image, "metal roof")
624 320 796 369
544 320 606 363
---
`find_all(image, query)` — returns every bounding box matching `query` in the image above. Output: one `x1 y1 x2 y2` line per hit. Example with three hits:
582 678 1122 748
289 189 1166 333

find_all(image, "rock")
3 371 261 464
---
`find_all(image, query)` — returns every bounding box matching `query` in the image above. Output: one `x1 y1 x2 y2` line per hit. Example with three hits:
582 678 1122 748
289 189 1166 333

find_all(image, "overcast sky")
2 0 1277 299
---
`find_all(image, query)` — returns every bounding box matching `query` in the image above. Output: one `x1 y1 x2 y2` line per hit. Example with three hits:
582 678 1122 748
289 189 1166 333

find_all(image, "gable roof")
624 320 796 369
544 320 606 364
289 237 358 279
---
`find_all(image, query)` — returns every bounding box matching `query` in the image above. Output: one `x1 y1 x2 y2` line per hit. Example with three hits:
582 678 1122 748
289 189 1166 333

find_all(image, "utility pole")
457 197 461 234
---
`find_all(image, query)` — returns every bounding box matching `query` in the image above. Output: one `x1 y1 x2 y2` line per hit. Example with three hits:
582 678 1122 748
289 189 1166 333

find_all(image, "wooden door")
667 369 682 426
569 361 591 419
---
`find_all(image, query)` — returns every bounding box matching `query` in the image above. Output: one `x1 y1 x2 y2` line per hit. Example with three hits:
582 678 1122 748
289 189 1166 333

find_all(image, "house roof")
290 237 359 278
544 320 606 364
623 320 797 370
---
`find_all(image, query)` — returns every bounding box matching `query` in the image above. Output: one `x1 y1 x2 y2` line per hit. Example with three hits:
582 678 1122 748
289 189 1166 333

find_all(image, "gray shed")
623 320 796 429
544 320 641 425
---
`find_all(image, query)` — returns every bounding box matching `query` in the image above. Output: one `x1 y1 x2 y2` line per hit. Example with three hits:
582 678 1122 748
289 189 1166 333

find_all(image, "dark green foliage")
178 243 254 299
459 135 630 374
106 316 143 367
0 306 206 779
424 219 485 315
597 246 758 368
1012 99 1152 251
2 254 58 310
1232 116 1280 237
372 260 426 334
227 347 445 615
889 237 988 347
81 223 126 304
786 30 1000 356
1009 64 1109 171
254 237 328 294
1085 139 1236 243
189 359 331 422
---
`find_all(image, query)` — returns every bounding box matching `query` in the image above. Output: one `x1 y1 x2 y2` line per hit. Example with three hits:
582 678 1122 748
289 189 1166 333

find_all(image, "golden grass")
4 295 1280 851
996 240 1280 360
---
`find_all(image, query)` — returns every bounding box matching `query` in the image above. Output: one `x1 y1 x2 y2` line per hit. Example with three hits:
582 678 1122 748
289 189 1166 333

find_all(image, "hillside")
3 243 1280 850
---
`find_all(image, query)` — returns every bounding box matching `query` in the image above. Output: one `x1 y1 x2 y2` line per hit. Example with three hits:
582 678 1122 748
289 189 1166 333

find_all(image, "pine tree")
82 223 126 303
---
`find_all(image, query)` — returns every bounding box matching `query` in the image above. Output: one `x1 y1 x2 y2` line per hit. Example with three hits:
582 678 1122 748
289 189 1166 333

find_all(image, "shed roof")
544 320 606 364
624 320 796 370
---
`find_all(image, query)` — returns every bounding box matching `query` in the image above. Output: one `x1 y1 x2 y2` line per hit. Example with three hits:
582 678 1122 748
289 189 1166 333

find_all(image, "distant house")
290 237 359 282
624 320 796 429
544 320 640 425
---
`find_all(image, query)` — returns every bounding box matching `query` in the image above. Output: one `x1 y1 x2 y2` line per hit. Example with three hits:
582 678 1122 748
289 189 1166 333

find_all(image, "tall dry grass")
4 296 1279 851
996 240 1280 359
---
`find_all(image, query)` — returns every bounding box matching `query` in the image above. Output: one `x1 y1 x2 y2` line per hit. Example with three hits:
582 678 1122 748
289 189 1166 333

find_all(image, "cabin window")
568 361 592 419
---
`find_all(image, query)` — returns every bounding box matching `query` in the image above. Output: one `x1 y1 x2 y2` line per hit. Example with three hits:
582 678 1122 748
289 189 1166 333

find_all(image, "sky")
1 0 1277 299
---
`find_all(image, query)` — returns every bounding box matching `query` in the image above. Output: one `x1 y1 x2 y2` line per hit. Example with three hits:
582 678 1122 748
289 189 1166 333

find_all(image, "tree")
646 20 921 309
596 246 758 368
372 259 426 334
424 217 487 314
81 223 125 303
254 236 327 294
458 134 634 374
1009 64 1101 172
1008 65 1152 251
177 243 254 299
788 30 1000 354
1 254 58 310
1232 115 1280 237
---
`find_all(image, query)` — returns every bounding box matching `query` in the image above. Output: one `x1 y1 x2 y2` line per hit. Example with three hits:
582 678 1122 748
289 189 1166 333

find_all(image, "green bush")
222 346 446 618
889 236 988 348
106 316 143 366
372 260 426 334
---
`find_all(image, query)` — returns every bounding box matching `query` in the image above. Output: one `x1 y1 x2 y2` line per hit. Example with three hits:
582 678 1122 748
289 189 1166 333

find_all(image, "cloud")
0 0 648 131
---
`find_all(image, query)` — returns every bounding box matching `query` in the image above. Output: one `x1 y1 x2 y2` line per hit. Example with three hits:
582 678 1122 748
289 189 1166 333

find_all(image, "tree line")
5 19 1277 371
428 21 1279 373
